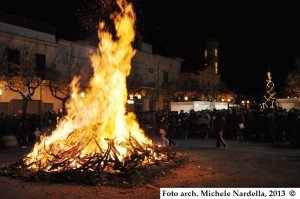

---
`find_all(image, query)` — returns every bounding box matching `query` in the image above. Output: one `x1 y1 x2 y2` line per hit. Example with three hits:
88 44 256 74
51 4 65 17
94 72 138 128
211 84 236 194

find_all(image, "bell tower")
204 39 219 74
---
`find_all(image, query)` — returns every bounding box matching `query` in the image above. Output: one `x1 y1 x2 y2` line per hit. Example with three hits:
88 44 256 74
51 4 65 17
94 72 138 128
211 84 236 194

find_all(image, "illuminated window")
214 62 218 74
214 49 218 56
204 49 207 58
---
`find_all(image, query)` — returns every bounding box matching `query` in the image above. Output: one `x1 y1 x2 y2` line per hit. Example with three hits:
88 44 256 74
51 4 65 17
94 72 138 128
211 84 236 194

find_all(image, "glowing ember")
24 0 160 173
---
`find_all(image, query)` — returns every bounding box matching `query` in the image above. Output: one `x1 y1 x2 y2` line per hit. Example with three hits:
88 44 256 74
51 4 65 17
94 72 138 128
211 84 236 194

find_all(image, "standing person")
211 113 228 149
17 119 28 148
226 109 236 139
167 112 177 146
236 111 245 140
34 127 41 143
159 116 169 147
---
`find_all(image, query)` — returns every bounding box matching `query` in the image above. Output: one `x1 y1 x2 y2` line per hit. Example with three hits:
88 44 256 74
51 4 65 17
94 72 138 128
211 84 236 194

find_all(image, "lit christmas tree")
262 71 281 109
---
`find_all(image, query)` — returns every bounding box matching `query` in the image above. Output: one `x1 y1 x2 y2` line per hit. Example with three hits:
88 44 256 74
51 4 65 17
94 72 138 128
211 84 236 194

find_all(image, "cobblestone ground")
0 138 300 199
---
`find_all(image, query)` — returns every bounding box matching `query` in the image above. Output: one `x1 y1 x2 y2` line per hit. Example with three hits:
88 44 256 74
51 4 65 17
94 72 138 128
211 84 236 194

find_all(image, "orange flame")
24 0 155 172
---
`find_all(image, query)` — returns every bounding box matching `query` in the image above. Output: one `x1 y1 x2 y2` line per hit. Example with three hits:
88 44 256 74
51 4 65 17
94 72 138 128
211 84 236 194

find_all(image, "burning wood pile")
0 0 188 187
0 141 188 186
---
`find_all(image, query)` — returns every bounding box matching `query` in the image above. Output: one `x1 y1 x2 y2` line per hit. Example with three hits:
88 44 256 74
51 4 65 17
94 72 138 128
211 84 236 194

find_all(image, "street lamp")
221 98 231 109
127 99 134 104
241 100 250 109
127 94 134 104
227 99 231 109
246 100 250 109
80 92 86 98
241 100 245 108
134 93 141 99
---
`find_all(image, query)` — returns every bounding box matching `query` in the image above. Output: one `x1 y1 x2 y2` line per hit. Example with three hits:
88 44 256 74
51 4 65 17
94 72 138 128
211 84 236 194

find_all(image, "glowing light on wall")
80 92 86 98
127 99 134 104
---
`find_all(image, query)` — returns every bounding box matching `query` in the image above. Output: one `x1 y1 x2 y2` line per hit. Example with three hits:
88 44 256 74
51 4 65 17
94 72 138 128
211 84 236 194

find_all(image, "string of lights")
262 72 281 109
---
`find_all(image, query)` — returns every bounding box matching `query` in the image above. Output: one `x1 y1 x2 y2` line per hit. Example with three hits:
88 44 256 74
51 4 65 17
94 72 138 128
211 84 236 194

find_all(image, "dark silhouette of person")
211 113 228 149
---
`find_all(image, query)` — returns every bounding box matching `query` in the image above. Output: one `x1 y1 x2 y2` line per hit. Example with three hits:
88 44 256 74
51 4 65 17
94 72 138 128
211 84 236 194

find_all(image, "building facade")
0 12 183 114
0 12 57 115
128 43 183 112
176 39 236 103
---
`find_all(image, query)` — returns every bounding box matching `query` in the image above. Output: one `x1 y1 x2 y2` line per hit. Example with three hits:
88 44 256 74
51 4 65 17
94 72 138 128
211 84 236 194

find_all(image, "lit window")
214 49 218 56
204 49 207 58
214 62 218 74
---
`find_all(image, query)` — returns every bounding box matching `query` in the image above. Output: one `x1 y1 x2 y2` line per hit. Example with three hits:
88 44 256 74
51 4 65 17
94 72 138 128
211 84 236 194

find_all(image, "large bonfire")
23 0 163 174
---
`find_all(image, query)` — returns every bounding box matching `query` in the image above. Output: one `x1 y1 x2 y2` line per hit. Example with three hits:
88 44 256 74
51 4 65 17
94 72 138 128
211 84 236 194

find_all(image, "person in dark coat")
159 116 169 147
167 112 177 146
212 113 228 149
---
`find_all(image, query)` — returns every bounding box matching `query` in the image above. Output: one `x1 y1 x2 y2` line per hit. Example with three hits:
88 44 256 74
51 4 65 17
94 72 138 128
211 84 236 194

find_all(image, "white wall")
171 101 229 113
170 102 193 113
277 98 300 111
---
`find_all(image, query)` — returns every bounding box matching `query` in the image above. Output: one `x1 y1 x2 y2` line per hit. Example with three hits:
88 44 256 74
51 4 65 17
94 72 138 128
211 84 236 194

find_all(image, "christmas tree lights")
262 71 280 109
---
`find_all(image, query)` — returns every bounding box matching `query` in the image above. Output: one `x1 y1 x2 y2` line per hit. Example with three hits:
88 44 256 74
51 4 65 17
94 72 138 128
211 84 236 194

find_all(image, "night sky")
2 0 300 101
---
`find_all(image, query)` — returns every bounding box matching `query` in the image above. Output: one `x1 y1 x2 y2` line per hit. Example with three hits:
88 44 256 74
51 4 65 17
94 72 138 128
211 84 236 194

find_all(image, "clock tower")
204 39 219 74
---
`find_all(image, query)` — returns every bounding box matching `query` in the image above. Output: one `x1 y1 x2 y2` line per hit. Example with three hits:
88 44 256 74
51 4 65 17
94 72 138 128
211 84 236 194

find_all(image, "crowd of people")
136 108 300 148
0 110 59 148
1 107 300 149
